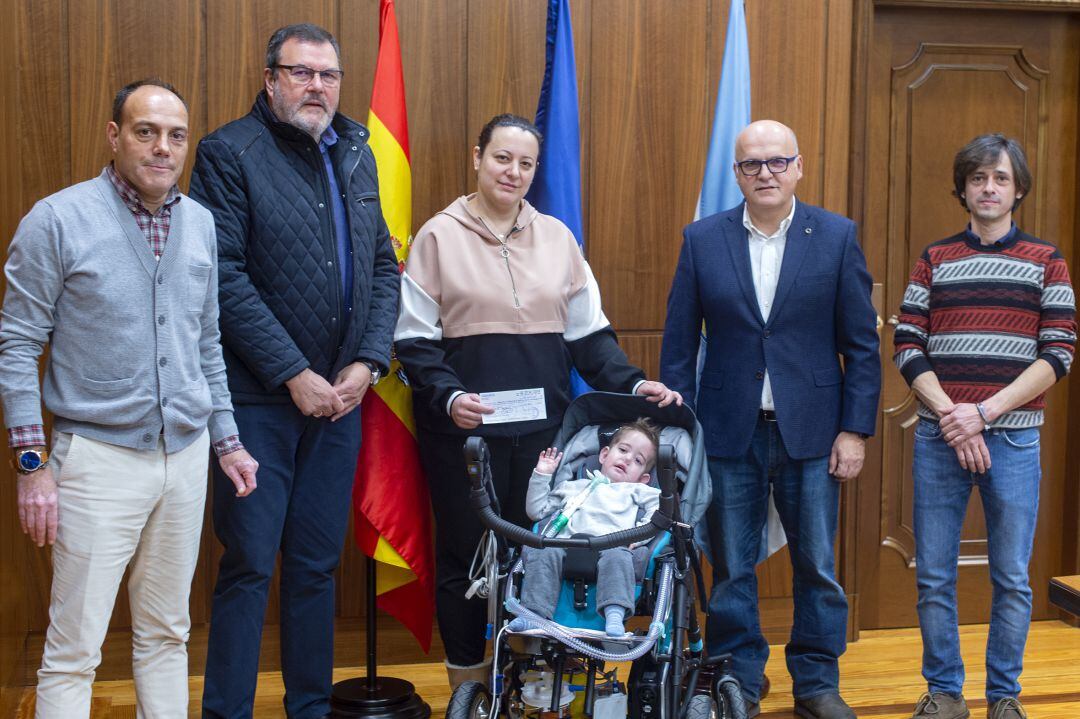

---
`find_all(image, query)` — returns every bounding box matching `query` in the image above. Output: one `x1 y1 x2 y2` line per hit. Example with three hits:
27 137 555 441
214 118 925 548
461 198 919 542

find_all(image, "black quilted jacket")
190 92 400 403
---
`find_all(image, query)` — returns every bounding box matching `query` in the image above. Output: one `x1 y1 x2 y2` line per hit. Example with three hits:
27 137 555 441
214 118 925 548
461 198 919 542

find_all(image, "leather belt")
760 409 777 422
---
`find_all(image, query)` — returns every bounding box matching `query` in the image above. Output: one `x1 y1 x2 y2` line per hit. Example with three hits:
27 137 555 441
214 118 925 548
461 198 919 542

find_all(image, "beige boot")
446 659 492 691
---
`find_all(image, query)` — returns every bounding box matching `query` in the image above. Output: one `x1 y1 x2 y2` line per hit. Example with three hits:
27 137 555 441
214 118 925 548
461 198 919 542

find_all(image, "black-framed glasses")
735 155 798 177
273 64 345 87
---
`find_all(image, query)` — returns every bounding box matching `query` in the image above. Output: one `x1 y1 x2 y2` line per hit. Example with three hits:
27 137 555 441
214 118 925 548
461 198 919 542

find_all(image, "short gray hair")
265 24 341 69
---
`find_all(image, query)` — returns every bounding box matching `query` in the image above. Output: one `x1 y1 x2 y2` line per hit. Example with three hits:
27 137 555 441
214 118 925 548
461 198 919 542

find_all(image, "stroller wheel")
714 676 749 719
446 680 491 719
686 694 717 719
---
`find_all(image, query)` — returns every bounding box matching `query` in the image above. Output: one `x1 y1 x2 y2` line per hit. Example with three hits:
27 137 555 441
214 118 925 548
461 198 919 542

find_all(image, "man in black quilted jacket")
190 23 400 719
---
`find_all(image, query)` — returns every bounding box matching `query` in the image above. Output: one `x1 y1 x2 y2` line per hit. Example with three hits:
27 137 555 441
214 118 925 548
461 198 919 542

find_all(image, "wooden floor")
7 620 1080 718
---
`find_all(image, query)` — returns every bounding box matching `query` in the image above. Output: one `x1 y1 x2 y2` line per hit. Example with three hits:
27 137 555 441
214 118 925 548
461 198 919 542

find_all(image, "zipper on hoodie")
479 216 522 309
501 237 521 309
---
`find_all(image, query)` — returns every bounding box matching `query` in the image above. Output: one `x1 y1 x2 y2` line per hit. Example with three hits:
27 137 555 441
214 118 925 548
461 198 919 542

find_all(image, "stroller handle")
463 437 678 551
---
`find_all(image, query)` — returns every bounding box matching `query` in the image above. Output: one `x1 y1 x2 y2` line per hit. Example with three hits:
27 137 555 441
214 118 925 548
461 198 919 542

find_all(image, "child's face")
598 430 655 484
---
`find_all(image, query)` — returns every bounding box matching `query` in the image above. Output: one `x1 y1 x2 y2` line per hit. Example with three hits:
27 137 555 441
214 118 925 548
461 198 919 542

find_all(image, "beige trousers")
35 430 209 719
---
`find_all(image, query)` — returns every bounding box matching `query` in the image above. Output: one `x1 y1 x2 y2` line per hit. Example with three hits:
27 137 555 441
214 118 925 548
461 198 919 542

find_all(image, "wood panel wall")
1 0 856 686
11 0 1071 689
0 0 857 687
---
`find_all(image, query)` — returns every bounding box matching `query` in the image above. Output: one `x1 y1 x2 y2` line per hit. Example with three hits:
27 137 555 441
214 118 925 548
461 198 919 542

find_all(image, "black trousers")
418 425 558 666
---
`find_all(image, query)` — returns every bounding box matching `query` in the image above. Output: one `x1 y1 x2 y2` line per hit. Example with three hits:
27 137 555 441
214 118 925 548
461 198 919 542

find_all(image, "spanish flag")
353 0 434 652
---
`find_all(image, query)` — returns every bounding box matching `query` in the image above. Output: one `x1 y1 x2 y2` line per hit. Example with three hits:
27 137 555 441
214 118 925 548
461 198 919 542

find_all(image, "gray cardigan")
0 170 237 452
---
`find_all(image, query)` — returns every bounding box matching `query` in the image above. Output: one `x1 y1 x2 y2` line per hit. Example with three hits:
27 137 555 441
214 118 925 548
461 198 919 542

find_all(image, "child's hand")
535 447 563 475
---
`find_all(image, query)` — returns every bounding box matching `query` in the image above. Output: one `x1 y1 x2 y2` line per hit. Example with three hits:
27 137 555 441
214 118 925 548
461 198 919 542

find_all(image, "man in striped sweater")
893 134 1076 719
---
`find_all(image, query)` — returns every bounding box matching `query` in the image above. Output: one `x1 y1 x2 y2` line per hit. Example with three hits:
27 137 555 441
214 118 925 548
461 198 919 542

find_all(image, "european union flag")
527 0 583 244
527 0 591 396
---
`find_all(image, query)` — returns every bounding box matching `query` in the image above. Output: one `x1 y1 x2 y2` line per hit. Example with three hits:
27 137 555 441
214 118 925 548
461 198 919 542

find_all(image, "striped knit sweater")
893 226 1076 428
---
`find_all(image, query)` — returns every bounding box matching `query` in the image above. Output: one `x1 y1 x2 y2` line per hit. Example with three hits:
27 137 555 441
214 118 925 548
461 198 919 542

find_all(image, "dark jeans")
913 419 1041 702
419 426 557 666
705 416 846 703
202 402 362 719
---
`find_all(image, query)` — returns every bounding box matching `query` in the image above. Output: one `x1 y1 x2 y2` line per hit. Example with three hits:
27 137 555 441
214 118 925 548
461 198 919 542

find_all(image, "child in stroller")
457 393 748 719
509 418 663 637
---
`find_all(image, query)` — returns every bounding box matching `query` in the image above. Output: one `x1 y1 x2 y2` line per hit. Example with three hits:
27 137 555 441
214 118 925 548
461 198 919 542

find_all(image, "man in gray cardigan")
0 80 258 718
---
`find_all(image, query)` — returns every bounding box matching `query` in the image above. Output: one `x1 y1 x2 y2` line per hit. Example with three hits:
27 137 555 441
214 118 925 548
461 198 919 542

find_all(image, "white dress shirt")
743 199 797 411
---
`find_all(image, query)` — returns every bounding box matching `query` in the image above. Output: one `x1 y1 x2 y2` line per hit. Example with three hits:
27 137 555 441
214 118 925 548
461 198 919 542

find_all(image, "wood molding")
877 394 918 568
877 0 1080 11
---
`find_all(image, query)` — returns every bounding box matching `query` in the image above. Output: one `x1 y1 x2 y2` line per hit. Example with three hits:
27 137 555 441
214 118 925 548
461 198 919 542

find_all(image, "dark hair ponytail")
477 113 543 155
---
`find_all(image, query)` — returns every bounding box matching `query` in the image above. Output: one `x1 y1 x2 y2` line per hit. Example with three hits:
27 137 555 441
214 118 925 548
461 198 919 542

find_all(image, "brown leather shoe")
794 692 857 719
987 698 1027 719
911 692 969 719
760 673 771 700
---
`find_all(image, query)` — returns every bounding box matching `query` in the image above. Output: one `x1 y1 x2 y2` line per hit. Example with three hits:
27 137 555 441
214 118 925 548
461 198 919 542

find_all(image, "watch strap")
361 360 382 385
13 447 49 474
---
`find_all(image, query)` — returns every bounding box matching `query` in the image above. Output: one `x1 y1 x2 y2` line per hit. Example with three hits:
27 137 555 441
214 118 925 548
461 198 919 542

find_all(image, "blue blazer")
660 201 881 460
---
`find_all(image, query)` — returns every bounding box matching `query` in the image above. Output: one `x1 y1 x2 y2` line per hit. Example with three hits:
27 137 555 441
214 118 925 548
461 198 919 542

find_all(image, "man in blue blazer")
661 120 880 719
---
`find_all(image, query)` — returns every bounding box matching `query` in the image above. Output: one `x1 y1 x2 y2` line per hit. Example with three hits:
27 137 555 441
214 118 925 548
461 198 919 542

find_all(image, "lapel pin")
804 227 812 235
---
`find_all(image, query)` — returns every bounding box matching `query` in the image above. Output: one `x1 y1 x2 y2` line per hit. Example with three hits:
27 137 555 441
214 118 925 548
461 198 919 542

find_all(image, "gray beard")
292 114 331 140
271 88 332 140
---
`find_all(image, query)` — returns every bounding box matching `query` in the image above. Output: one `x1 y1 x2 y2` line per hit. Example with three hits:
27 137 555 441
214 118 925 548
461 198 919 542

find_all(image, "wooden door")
854 3 1080 629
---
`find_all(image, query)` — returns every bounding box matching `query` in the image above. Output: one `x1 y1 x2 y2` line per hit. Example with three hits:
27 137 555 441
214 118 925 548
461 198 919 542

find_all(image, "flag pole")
329 558 430 718
366 556 378 689
331 0 432 715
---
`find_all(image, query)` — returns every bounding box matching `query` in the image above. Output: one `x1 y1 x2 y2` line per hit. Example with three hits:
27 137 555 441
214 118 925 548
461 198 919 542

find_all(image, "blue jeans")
913 418 1041 703
202 403 362 719
705 417 846 702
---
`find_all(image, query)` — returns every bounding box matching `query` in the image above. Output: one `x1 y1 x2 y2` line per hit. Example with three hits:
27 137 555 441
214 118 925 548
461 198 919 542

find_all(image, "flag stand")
329 557 431 719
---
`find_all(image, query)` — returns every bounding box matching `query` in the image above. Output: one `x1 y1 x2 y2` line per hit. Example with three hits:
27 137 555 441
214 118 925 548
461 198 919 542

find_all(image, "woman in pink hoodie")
394 113 679 690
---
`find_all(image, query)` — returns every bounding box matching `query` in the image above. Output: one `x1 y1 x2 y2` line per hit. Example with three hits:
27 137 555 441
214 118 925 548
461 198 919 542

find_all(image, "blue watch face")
18 451 43 472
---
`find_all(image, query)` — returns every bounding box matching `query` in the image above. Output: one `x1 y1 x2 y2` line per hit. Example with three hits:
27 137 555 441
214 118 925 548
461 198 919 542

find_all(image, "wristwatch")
13 447 49 474
361 360 382 386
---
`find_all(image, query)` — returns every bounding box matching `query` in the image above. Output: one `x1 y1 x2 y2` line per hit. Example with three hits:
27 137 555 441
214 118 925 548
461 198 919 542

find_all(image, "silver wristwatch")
362 361 382 386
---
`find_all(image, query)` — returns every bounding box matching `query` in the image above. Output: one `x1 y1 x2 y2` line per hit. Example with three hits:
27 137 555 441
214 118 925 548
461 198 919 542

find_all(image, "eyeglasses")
735 155 798 177
273 64 344 88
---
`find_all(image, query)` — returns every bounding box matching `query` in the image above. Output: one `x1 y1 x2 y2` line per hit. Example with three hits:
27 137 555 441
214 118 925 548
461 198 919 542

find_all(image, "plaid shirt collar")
105 163 181 216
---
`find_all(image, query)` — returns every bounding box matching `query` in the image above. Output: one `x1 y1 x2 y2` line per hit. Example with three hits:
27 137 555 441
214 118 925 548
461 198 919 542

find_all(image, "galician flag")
696 0 786 561
352 0 434 652
696 0 751 221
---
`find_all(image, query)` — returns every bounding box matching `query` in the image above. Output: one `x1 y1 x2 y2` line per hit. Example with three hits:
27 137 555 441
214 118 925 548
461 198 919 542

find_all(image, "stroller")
449 392 748 719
